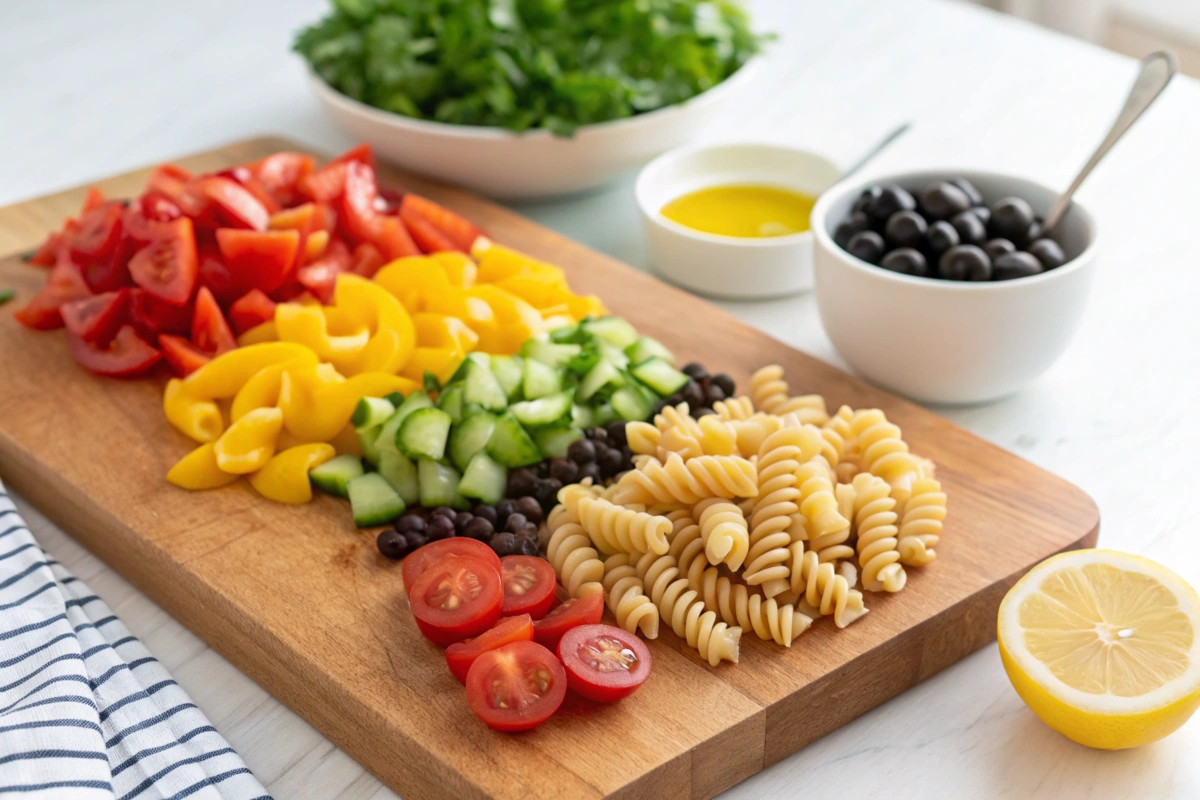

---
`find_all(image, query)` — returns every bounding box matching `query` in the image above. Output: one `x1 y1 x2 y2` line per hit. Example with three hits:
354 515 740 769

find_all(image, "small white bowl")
810 169 1099 405
635 143 842 299
307 63 758 200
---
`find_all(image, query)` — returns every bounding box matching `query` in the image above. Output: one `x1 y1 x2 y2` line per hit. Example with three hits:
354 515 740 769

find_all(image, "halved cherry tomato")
400 194 481 253
196 243 238 303
500 556 557 620
68 203 124 267
146 164 192 203
82 237 135 294
141 190 183 222
349 242 385 278
191 286 237 355
130 288 192 336
330 143 376 169
401 538 502 596
445 614 533 684
557 624 651 703
531 592 604 651
465 641 567 732
228 289 277 335
128 217 198 305
61 289 129 344
248 152 316 207
409 555 504 647
181 177 269 231
299 161 348 203
375 184 404 214
80 187 107 215
14 258 92 330
66 325 161 377
215 228 299 296
158 333 212 376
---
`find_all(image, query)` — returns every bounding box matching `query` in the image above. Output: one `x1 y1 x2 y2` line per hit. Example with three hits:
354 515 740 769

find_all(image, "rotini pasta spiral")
610 452 757 506
695 567 812 647
795 458 849 551
602 554 659 638
848 473 906 593
694 497 750 571
637 553 740 665
743 429 810 597
728 413 783 457
749 365 830 426
712 395 755 421
819 405 859 484
560 485 672 555
788 540 868 628
665 510 709 588
546 505 606 598
625 421 662 457
849 409 923 495
896 478 947 567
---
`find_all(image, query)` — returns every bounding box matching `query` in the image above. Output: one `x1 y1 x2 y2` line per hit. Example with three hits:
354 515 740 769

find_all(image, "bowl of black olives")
810 170 1098 404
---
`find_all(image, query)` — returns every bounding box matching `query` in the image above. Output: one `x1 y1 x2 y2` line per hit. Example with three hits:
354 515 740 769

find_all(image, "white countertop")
3 0 1199 797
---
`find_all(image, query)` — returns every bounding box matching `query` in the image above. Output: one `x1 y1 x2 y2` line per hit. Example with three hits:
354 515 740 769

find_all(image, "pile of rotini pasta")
544 365 948 666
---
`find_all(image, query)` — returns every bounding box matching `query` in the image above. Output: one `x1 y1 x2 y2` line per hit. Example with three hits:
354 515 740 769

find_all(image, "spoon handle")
1040 50 1177 235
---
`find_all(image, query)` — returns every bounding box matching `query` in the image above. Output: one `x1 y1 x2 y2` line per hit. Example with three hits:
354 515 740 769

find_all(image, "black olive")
394 514 426 535
925 220 960 257
711 373 736 397
549 457 579 485
834 210 873 249
664 393 684 407
431 506 456 520
918 181 972 220
983 238 1016 262
425 514 456 541
865 184 916 222
604 421 627 446
577 462 602 484
992 251 1044 281
598 448 626 478
496 498 516 524
879 248 930 277
516 537 539 557
846 230 886 264
376 529 409 560
650 398 668 417
988 197 1036 243
506 467 538 498
969 205 991 227
681 362 709 381
453 511 474 534
514 496 544 524
462 517 495 541
489 532 520 557
852 185 883 215
1027 238 1067 270
405 531 429 551
505 513 529 533
681 379 705 409
706 382 726 403
566 438 596 465
950 177 984 206
536 478 563 512
473 504 498 525
586 426 609 444
938 245 992 281
884 210 928 249
950 210 987 246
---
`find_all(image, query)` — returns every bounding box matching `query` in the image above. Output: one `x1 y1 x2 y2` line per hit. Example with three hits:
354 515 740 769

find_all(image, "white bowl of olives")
810 170 1099 405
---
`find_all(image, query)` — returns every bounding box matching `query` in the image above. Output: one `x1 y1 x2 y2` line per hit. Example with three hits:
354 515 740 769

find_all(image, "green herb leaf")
0 288 15 306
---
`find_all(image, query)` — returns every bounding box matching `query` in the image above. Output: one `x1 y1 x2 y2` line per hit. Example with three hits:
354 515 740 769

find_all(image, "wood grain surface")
0 138 1099 800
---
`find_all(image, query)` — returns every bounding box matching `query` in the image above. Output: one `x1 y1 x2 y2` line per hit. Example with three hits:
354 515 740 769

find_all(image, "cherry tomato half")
60 289 130 345
129 288 192 337
531 592 604 652
557 624 651 703
14 258 92 330
465 641 566 732
445 613 533 684
215 228 299 296
228 289 277 335
66 325 161 378
191 286 237 355
67 203 124 267
128 217 198 305
500 556 556 620
401 538 502 597
158 333 212 377
409 555 503 647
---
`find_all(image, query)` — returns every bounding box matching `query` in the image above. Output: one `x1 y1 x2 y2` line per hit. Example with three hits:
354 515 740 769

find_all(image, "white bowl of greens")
295 1 767 200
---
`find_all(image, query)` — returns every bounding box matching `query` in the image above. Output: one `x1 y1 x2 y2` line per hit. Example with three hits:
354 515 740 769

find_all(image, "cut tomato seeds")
579 636 639 673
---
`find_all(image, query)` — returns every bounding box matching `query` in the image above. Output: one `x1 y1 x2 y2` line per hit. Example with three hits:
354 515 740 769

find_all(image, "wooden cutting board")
0 137 1098 800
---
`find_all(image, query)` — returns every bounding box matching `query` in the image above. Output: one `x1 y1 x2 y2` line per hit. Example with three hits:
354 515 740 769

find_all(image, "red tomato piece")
409 555 504 647
181 177 270 231
68 203 124 267
128 217 198 305
349 242 385 278
339 161 381 244
140 190 183 223
217 167 282 214
146 164 193 203
557 624 651 703
500 556 557 620
374 217 419 260
445 614 534 684
191 286 237 355
14 258 92 330
25 230 67 267
400 194 481 253
298 161 349 203
532 592 605 652
403 213 459 254
66 325 161 377
158 333 212 377
465 641 567 732
196 243 238 304
130 288 192 337
375 184 404 214
61 289 130 345
228 289 277 335
215 228 299 296
295 237 351 304
401 538 502 597
123 200 170 245
80 187 107 215
329 143 376 169
248 152 316 207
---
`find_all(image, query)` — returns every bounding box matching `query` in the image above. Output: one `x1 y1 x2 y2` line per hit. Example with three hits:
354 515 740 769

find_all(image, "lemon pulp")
660 184 815 238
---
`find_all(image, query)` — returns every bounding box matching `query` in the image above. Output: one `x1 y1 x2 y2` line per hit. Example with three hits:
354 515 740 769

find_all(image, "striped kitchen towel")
0 481 270 799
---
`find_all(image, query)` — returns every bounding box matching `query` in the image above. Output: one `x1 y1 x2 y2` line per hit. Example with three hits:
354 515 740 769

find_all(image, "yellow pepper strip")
472 238 568 286
275 303 371 376
321 305 367 336
431 251 477 288
333 274 416 375
413 313 479 352
476 323 540 356
279 367 418 443
166 442 241 490
213 407 284 474
374 257 452 313
304 230 329 262
468 285 544 331
229 357 317 422
248 443 335 504
566 294 608 320
401 347 463 385
494 276 573 309
183 342 319 399
164 379 224 443
329 423 363 457
237 320 278 346
424 288 496 331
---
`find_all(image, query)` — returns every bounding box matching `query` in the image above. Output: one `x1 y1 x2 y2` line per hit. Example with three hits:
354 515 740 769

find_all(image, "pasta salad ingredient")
400 537 501 598
408 554 504 646
465 641 566 732
445 614 534 685
558 624 651 703
500 556 557 620
532 593 605 652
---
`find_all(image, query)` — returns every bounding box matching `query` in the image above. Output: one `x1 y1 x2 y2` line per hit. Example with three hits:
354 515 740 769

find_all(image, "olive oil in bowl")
660 184 816 239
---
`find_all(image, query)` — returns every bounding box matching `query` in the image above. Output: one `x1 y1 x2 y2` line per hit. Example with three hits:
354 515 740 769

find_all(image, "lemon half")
997 549 1200 749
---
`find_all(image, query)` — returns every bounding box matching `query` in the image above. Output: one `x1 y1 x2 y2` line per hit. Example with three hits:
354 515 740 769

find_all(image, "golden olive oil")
660 184 816 238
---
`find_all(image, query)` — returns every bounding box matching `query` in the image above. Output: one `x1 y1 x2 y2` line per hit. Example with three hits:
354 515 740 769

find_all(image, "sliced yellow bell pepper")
468 285 544 331
473 239 568 287
424 288 497 331
229 357 317 421
431 251 477 288
400 347 463 385
566 293 608 320
275 303 372 376
164 379 223 443
321 305 368 336
333 274 416 375
213 407 284 474
476 323 539 356
183 342 319 399
495 277 573 309
413 313 479 352
374 257 452 313
248 443 336 504
238 321 278 346
166 442 240 490
279 367 419 443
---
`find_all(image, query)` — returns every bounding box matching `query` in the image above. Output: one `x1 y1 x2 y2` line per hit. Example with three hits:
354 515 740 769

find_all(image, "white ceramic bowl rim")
810 168 1100 293
306 58 760 141
635 141 839 249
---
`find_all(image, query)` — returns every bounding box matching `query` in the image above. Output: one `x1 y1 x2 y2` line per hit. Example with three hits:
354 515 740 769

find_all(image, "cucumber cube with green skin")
358 424 385 466
522 357 562 400
397 407 453 461
520 338 582 368
576 360 625 402
447 351 491 385
571 403 595 430
377 450 420 504
436 383 466 424
384 391 406 407
462 359 508 411
597 341 630 370
458 452 507 505
418 458 466 508
450 412 497 472
348 473 406 528
626 335 675 366
309 454 365 498
611 384 656 421
489 355 524 400
534 427 584 459
631 357 688 396
510 391 573 428
583 316 639 348
592 403 620 426
375 391 433 455
486 411 543 467
351 396 395 429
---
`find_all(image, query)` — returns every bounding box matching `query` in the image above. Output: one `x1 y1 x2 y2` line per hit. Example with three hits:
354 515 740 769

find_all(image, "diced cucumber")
520 338 582 368
626 335 675 366
375 391 433 455
550 324 587 344
351 396 395 429
397 407 453 461
490 355 524 400
347 473 406 528
571 403 595 430
384 391 406 407
458 452 507 505
487 411 543 467
377 450 420 505
565 345 600 377
418 458 464 508
359 425 385 466
584 316 639 348
510 391 573 428
597 341 630 370
631 357 689 396
593 402 620 426
463 359 508 411
612 384 655 422
535 427 584 459
522 357 562 400
577 360 625 402
436 383 466 424
450 412 497 472
423 371 441 394
447 351 490 385
309 454 364 498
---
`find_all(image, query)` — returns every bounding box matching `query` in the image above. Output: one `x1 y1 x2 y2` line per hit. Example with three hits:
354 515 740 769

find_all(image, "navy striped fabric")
0 483 270 799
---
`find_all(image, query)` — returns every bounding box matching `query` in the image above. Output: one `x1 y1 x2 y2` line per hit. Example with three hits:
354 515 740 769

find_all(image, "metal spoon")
1039 50 1177 236
840 122 912 181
